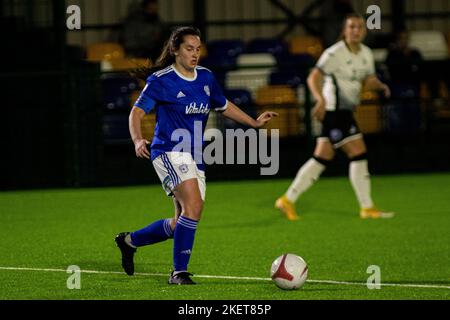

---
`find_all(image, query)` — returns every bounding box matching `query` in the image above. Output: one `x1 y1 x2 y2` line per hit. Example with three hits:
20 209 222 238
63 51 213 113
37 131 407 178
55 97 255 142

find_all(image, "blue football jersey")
134 65 228 171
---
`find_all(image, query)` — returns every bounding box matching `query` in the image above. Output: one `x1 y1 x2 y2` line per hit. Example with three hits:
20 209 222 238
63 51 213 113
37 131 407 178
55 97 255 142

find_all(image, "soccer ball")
271 253 308 290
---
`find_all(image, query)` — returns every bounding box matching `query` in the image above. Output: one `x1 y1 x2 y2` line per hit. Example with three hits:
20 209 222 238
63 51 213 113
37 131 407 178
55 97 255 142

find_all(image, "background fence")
2 0 450 189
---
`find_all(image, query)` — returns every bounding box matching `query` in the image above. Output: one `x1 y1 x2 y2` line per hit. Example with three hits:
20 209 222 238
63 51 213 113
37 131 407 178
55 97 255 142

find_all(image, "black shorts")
318 110 362 148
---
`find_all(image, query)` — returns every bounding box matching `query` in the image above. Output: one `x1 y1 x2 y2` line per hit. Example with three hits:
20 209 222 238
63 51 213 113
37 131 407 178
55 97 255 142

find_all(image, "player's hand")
255 111 278 128
134 139 150 159
381 83 391 99
312 98 326 122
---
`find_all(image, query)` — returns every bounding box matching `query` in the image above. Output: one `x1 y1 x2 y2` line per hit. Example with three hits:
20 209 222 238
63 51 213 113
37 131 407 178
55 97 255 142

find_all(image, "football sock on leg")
285 157 328 203
173 216 198 273
130 219 173 247
349 154 374 209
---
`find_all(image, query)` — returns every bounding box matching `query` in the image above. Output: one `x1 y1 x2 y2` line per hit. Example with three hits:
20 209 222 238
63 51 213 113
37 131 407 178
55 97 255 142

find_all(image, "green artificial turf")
1 173 449 300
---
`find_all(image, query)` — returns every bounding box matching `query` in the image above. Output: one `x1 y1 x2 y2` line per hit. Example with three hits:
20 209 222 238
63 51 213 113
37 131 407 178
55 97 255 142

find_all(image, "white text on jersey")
185 102 210 114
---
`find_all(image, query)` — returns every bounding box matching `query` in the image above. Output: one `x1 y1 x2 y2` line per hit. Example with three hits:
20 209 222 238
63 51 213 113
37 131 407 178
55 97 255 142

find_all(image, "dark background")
2 0 450 190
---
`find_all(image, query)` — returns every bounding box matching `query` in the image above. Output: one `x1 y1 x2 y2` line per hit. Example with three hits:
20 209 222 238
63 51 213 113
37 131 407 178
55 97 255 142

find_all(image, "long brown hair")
131 26 201 81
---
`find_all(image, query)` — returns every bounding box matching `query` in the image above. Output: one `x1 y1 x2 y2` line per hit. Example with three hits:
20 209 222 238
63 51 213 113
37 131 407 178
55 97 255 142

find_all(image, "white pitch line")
0 266 449 290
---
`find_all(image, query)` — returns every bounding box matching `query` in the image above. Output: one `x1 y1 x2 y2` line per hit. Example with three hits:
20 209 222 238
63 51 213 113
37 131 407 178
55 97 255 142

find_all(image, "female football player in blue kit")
115 26 278 285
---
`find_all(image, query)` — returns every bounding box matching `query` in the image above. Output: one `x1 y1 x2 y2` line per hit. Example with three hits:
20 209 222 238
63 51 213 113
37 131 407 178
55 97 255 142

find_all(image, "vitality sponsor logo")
185 102 210 114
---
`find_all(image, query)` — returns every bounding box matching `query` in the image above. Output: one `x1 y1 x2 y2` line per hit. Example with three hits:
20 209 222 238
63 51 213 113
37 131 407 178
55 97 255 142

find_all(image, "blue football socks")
130 219 173 247
173 216 198 272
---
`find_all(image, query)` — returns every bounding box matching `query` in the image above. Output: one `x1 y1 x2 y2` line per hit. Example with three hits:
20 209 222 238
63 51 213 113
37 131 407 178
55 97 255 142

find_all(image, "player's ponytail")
131 26 201 81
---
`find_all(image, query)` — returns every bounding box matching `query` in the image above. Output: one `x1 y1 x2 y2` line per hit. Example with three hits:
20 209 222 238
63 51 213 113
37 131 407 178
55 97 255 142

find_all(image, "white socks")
286 156 375 209
349 159 374 209
286 158 326 203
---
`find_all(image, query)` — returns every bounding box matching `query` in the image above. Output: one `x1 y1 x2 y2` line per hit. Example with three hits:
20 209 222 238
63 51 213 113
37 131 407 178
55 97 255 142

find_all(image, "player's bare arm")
364 74 391 98
307 68 326 121
221 101 278 128
129 105 150 159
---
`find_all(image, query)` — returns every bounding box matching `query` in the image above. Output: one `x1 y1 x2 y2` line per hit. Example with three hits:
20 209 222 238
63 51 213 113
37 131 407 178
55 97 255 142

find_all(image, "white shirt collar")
172 64 197 81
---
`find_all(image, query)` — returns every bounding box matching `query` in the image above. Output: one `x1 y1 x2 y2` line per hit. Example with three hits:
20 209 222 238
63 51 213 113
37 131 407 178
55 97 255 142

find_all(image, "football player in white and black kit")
276 14 394 220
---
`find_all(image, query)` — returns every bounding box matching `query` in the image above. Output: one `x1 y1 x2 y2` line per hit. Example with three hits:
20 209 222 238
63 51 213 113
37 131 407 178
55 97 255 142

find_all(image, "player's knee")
314 149 334 161
170 217 177 230
182 200 203 221
345 142 367 159
313 155 333 166
348 152 368 161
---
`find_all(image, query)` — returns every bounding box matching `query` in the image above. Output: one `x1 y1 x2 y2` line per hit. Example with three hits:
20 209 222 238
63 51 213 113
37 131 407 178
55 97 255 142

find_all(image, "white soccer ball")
271 253 308 290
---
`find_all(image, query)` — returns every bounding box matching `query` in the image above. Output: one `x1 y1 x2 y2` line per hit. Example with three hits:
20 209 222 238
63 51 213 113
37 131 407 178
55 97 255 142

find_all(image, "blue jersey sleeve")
134 76 164 114
210 74 228 111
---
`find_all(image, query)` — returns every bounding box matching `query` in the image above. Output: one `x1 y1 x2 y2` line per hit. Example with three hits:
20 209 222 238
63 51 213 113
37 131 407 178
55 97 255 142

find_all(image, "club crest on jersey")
185 102 210 114
204 85 210 96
